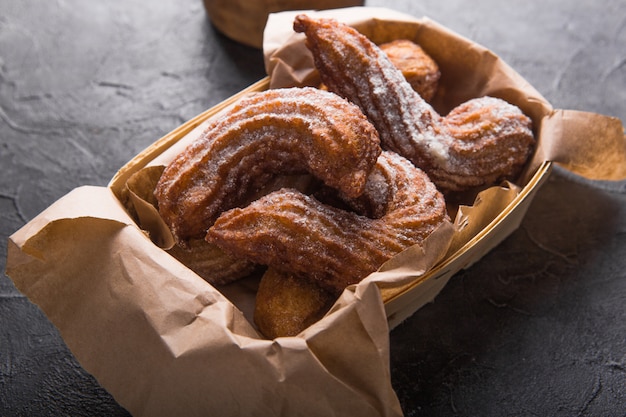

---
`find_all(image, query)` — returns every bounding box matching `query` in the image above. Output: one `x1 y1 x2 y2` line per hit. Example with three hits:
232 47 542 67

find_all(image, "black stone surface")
1 0 625 415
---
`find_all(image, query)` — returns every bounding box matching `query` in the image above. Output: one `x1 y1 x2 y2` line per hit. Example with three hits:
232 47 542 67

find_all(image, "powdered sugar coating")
207 151 447 294
294 15 535 192
154 87 381 244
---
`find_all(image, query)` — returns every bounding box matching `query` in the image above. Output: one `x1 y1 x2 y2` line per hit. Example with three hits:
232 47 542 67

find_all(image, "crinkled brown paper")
6 6 626 417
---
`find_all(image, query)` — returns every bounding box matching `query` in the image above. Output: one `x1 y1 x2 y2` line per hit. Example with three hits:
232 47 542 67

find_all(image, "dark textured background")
1 0 625 415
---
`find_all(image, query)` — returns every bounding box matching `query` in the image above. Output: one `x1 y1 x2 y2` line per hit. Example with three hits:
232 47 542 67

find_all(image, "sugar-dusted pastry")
207 151 448 295
294 14 535 193
154 87 381 244
166 238 258 285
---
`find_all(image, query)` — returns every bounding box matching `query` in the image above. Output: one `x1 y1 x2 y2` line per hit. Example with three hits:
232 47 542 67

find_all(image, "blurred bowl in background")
203 0 364 48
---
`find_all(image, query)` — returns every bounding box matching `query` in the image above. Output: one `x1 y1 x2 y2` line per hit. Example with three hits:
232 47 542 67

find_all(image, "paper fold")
7 186 406 416
533 109 626 180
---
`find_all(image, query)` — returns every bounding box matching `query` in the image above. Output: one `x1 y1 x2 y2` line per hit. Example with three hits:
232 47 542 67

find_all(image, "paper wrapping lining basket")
108 76 553 329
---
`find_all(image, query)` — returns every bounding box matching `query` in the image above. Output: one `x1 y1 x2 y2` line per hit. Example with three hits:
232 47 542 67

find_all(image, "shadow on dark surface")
201 17 267 89
389 168 626 416
0 296 131 417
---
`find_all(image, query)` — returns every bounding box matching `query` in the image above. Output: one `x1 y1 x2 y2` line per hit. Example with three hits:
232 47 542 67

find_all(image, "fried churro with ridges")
154 87 381 244
166 238 258 286
207 151 448 295
294 14 535 193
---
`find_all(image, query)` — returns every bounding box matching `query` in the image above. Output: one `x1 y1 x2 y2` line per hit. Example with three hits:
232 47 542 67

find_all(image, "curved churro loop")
155 87 381 244
207 151 448 295
294 15 535 192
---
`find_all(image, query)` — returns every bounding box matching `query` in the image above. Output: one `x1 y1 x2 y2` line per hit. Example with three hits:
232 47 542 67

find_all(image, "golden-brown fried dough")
207 151 448 295
254 268 336 339
166 238 258 286
154 87 381 244
379 39 440 102
294 15 535 193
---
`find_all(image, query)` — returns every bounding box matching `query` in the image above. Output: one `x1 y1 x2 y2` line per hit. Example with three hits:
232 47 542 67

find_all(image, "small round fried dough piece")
379 39 440 102
254 268 336 339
